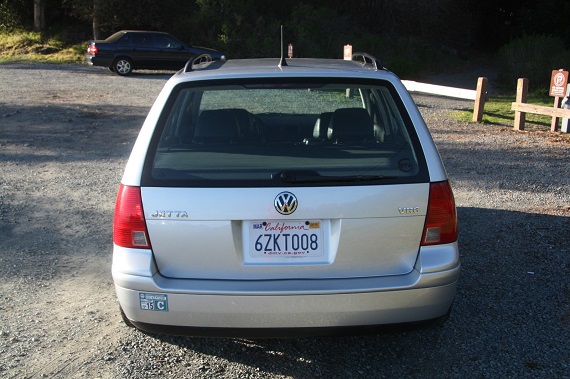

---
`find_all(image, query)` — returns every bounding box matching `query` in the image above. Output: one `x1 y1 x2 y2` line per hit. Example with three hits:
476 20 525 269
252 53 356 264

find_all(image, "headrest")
195 109 240 139
327 108 374 141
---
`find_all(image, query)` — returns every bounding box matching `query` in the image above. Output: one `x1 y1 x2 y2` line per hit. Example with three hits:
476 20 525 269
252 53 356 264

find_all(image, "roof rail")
183 53 214 73
351 52 383 71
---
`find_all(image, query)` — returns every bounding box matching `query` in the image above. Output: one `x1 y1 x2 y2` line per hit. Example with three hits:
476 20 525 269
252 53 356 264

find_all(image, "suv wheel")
113 58 132 76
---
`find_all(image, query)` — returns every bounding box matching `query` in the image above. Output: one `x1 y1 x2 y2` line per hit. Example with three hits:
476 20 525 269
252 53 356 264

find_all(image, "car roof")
116 30 172 35
172 57 396 82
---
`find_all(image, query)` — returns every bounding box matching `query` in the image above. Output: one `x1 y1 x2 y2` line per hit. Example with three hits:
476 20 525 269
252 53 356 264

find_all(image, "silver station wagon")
112 53 460 337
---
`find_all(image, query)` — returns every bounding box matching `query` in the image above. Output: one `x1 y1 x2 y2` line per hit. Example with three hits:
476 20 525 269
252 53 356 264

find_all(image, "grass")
452 93 556 128
452 94 570 142
0 30 85 64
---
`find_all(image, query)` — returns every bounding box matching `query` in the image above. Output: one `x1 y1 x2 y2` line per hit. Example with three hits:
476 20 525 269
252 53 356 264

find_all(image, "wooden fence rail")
511 102 570 118
510 78 570 131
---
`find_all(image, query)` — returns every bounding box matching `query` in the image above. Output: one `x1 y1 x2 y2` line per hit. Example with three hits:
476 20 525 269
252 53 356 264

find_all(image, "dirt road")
0 63 568 378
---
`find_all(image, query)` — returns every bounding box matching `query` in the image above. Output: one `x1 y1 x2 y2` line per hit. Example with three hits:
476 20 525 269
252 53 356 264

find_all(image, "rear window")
142 78 428 187
104 31 126 43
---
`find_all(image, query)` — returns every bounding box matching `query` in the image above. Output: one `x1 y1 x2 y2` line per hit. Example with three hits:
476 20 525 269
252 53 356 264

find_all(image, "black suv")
85 30 225 76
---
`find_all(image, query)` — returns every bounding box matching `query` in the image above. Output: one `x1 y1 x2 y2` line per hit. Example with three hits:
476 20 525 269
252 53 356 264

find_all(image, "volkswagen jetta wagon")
112 53 460 337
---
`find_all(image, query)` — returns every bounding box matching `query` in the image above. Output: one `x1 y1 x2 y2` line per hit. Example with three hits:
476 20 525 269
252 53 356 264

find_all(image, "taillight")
113 184 150 249
88 44 98 55
421 180 457 246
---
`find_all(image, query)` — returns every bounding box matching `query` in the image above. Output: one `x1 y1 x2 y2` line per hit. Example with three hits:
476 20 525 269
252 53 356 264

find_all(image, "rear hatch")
137 75 434 281
142 185 428 280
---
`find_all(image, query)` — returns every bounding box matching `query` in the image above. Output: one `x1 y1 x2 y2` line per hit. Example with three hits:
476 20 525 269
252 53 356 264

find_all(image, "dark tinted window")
143 78 428 187
117 33 130 46
104 31 126 43
130 33 153 47
154 34 182 49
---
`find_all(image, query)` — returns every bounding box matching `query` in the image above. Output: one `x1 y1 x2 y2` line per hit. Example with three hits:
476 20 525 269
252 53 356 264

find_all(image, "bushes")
0 30 84 63
497 35 570 91
0 2 22 31
0 31 44 54
350 34 465 79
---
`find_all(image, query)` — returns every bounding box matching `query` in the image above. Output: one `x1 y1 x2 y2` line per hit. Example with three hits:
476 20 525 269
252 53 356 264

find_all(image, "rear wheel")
112 58 132 76
119 306 135 327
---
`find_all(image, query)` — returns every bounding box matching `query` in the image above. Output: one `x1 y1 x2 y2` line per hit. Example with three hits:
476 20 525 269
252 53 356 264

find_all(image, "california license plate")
248 220 323 259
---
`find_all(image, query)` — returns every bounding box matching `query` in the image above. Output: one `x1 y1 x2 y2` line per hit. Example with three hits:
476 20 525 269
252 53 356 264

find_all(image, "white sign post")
343 45 352 60
562 84 570 133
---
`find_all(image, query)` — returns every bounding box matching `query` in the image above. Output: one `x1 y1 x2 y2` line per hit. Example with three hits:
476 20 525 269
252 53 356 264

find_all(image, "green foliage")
497 35 570 91
6 0 570 84
352 34 465 79
0 30 84 63
0 1 22 31
0 30 43 52
289 4 347 58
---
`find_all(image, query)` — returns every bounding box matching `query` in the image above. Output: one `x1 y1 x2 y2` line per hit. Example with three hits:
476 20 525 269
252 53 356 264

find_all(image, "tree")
0 1 22 30
33 0 44 31
92 0 100 39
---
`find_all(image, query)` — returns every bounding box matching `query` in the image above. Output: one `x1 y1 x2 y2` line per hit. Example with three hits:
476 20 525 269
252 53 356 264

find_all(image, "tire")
119 306 135 327
112 58 133 76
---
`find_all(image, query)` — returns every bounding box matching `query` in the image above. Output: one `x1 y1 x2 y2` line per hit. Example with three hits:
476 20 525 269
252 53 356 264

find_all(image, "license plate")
248 220 323 258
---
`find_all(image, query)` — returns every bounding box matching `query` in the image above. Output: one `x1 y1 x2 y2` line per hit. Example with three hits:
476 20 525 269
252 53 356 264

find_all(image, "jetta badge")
274 192 298 215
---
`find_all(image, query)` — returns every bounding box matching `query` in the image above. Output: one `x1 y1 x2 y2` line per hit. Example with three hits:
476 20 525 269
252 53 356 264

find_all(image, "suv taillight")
87 44 98 55
113 184 150 249
421 181 457 246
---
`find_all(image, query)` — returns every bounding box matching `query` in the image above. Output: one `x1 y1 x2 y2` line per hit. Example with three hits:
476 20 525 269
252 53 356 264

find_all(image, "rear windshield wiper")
273 170 398 183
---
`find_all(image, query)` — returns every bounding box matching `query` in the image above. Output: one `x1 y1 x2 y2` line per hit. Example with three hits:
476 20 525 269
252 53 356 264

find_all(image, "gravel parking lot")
0 63 568 379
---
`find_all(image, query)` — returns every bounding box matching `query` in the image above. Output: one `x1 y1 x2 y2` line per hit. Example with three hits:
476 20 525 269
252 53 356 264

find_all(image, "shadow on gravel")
123 207 569 378
0 102 146 162
416 100 472 112
0 62 174 80
0 63 93 72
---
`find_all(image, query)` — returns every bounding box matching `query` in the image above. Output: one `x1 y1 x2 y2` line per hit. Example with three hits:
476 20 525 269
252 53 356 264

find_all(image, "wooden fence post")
472 77 488 122
551 96 562 132
514 78 528 130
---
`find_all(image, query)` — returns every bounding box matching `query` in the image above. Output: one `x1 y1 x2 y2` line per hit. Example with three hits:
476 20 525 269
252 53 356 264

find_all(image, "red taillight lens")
113 184 150 248
421 181 457 246
88 44 98 55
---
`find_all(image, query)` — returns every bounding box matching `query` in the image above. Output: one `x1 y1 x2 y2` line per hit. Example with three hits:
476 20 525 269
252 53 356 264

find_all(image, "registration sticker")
139 292 169 312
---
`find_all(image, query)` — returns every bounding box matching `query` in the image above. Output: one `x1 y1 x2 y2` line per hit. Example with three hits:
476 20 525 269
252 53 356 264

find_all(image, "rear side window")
154 34 182 49
130 33 152 47
117 34 129 46
142 78 428 187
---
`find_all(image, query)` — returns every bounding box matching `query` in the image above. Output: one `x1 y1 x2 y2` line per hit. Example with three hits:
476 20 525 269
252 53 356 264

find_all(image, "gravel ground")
0 63 568 379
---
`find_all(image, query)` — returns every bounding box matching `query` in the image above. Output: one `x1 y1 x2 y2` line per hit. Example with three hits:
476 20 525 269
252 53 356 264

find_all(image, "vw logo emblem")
274 192 298 215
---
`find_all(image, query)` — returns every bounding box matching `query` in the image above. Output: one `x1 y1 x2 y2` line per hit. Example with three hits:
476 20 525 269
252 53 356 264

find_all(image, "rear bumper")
116 281 458 337
112 243 460 336
85 54 113 67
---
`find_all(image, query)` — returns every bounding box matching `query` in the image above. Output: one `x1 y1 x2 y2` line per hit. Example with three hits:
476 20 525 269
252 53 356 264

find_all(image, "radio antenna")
278 25 288 67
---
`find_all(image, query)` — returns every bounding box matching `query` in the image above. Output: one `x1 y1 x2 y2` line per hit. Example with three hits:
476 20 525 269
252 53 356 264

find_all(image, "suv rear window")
142 78 428 187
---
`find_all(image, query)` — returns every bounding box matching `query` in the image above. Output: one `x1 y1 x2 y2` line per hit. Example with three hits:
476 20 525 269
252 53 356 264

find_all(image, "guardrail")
402 77 488 122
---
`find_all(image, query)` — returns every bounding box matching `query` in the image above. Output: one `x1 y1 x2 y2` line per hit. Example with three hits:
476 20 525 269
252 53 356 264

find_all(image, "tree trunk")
33 0 45 32
92 0 101 40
